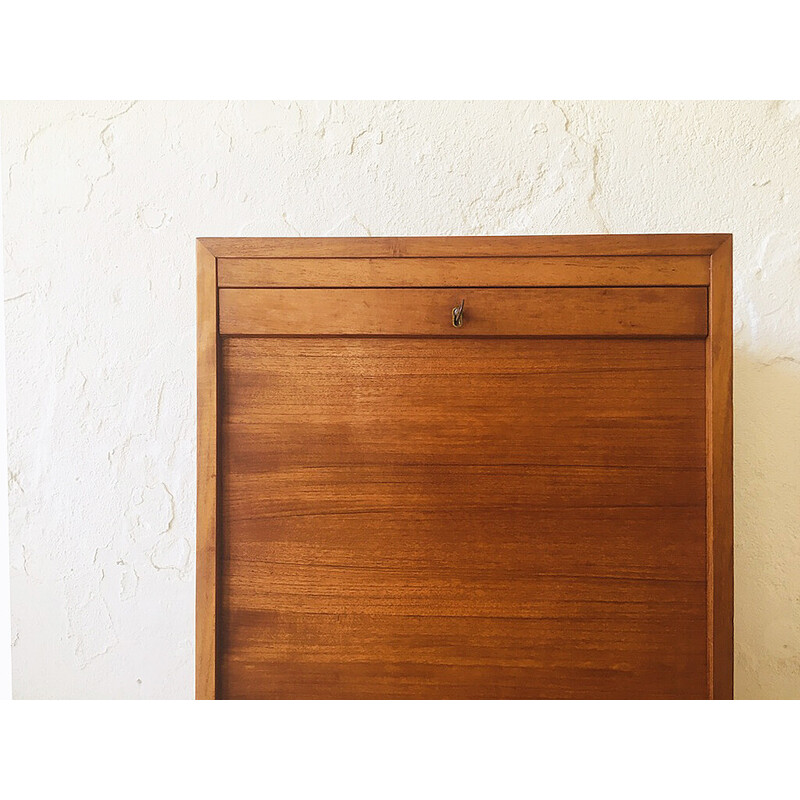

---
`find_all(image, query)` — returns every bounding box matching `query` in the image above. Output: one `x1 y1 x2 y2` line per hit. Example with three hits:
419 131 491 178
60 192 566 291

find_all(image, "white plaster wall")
2 100 798 699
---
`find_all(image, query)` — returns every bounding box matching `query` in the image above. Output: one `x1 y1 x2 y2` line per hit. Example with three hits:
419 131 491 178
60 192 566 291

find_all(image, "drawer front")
218 286 708 337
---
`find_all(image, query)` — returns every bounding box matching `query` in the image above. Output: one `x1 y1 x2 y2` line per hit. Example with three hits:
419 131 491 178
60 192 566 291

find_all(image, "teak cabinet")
197 235 733 700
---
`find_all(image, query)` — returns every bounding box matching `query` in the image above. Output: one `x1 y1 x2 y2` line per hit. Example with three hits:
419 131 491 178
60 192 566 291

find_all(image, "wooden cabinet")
197 235 733 699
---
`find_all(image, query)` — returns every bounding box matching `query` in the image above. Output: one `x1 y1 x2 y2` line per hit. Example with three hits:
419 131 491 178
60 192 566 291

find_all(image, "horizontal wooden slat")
200 234 729 259
223 337 705 468
223 464 706 520
218 590 707 699
217 255 710 287
222 335 706 374
224 506 707 583
219 605 707 699
223 564 706 617
219 287 708 337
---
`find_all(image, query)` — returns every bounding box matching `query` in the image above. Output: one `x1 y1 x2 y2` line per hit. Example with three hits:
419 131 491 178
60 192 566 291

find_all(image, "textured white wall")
2 100 798 699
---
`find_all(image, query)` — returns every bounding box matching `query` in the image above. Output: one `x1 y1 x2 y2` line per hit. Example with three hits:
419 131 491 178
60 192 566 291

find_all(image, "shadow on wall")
734 349 800 699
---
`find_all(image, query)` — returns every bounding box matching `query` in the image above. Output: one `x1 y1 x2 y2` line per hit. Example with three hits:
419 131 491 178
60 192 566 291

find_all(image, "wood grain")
218 287 708 337
195 240 218 699
217 255 710 288
200 234 729 259
707 235 734 698
218 337 707 699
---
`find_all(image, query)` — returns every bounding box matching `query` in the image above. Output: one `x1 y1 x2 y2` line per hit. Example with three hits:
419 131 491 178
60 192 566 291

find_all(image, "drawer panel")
218 286 708 337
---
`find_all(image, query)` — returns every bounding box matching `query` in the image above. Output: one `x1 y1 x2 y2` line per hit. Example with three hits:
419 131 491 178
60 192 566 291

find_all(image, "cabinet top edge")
197 234 732 259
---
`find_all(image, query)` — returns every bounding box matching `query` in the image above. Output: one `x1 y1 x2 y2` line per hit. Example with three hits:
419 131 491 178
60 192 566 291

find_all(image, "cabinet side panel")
707 237 734 698
196 242 218 699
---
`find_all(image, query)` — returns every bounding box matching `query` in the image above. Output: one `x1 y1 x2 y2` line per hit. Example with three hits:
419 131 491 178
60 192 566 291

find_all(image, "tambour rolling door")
197 235 733 700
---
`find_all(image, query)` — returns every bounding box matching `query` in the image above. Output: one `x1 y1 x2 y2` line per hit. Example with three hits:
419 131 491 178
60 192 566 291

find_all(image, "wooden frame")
196 234 733 700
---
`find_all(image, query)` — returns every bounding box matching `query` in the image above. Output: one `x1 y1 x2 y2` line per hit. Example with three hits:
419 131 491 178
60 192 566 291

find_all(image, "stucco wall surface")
2 100 798 698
